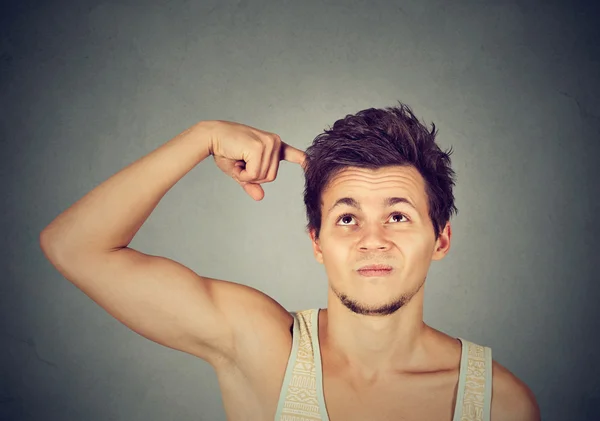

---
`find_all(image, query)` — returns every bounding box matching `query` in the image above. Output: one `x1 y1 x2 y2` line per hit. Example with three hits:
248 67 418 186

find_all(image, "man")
40 103 540 420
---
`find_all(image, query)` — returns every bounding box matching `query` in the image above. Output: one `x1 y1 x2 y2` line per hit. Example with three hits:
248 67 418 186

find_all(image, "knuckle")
247 167 261 179
253 140 267 155
267 165 279 182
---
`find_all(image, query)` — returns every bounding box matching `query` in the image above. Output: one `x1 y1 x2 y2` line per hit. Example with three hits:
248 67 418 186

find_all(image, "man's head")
303 102 457 316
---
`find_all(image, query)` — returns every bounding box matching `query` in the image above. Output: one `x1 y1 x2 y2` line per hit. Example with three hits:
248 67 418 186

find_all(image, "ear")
431 221 451 261
308 228 324 264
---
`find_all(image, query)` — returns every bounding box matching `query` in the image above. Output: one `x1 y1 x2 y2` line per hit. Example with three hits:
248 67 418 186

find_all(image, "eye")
389 212 409 223
335 212 409 226
336 213 357 226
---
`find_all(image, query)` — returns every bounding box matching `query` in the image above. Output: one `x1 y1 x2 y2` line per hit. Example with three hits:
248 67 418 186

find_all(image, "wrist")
193 120 218 156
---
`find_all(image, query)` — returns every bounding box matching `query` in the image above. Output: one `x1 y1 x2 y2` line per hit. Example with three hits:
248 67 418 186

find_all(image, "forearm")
40 121 213 254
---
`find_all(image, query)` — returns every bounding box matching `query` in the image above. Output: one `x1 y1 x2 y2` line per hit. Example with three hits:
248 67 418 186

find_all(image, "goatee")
333 278 425 316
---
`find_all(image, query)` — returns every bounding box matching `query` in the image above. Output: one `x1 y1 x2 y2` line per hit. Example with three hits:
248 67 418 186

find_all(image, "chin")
337 292 409 316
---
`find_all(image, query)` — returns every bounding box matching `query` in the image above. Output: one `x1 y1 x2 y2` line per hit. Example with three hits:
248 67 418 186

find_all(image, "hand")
205 120 306 201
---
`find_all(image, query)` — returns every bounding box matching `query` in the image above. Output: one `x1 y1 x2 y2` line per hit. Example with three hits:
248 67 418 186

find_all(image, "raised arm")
39 120 305 367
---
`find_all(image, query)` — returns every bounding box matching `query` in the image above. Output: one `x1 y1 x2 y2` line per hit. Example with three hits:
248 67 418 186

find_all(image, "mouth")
357 265 394 277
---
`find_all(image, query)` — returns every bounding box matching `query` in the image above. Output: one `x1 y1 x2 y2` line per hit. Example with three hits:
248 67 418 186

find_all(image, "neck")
320 288 432 380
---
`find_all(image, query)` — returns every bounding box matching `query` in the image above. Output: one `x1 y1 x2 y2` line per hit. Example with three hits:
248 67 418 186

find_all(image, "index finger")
280 142 307 169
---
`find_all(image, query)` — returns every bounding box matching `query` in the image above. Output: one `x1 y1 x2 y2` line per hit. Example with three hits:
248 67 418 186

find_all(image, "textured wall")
1 0 599 420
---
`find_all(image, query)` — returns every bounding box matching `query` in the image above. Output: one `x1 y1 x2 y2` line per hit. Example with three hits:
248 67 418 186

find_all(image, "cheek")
325 226 360 243
320 236 352 267
402 249 433 270
395 232 435 258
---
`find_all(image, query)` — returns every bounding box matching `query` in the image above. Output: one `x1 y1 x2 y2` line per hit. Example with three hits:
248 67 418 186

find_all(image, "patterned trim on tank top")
459 340 493 421
277 309 322 420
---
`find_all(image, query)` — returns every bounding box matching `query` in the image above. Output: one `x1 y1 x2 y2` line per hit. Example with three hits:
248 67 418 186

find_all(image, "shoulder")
490 359 541 421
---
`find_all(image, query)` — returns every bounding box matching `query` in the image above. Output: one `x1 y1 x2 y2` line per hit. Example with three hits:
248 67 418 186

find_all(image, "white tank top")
275 309 493 421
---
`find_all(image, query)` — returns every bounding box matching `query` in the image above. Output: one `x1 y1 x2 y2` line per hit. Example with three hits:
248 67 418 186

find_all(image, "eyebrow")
327 196 418 215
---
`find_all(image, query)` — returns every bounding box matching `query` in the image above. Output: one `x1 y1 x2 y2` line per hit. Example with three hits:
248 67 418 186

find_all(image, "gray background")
2 0 599 420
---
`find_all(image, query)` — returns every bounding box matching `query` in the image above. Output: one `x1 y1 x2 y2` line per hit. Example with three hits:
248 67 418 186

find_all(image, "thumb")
241 182 265 201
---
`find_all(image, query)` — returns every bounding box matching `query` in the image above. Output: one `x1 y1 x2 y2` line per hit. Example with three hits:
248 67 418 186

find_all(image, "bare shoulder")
208 282 294 409
491 359 541 421
203 278 294 366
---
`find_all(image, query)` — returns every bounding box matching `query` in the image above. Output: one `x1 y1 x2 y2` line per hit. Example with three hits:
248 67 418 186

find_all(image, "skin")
41 120 540 419
307 164 452 378
302 165 540 421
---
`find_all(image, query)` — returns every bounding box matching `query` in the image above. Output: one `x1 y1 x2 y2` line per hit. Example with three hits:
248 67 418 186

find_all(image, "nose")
358 224 392 251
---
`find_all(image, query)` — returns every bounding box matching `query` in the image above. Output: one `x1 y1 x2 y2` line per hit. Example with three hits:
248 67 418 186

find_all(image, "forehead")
322 165 428 208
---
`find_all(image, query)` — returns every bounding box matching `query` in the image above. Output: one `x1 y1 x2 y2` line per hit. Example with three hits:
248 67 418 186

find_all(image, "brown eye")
336 214 356 226
390 213 408 223
340 215 354 225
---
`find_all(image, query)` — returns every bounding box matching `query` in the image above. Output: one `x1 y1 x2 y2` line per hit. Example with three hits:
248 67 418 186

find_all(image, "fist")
205 120 306 201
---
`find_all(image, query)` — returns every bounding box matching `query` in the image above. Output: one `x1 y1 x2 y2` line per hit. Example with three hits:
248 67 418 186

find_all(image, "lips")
358 264 393 271
357 264 394 277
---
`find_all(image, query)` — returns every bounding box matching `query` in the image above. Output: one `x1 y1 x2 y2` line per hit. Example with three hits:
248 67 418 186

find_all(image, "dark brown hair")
303 101 458 240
